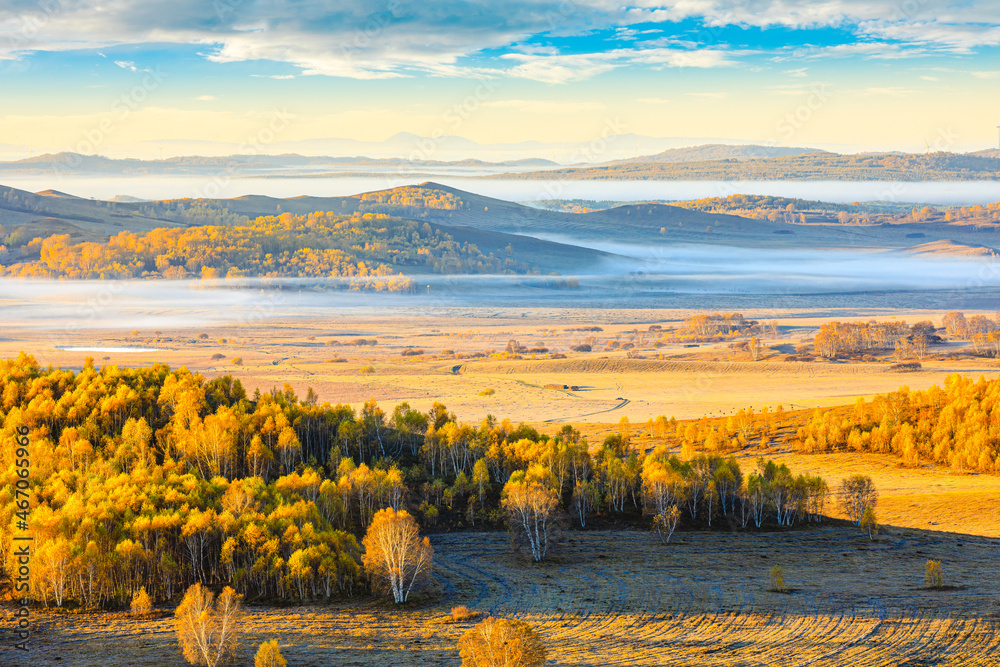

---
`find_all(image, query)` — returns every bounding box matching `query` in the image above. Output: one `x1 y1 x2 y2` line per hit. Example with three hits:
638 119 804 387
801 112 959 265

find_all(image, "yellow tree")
174 583 244 667
254 640 287 667
501 468 560 562
361 508 433 604
458 617 547 667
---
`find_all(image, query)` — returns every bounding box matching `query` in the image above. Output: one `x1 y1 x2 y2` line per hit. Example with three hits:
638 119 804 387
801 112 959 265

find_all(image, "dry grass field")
4 304 1000 666
11 526 999 667
3 306 997 425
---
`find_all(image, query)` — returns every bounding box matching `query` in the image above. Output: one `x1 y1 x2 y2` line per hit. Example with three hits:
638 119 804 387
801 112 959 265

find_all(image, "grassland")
15 524 1000 666
5 306 1000 535
5 306 997 424
4 304 1000 666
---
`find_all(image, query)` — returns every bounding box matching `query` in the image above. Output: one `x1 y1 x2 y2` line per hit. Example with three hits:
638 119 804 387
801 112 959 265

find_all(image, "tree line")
1 353 828 609
0 210 533 283
795 373 1000 472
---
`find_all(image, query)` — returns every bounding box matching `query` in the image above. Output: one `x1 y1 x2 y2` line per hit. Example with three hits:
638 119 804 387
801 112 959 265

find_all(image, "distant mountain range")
0 151 558 176
605 144 827 164
3 143 997 181
0 132 744 165
493 150 1000 181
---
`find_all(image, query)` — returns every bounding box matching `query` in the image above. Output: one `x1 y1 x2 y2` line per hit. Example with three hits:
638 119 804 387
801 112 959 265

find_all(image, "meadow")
4 302 1000 666
23 525 1000 666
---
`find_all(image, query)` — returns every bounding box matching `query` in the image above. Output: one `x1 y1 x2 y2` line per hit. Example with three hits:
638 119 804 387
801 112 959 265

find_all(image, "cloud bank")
1 1 998 82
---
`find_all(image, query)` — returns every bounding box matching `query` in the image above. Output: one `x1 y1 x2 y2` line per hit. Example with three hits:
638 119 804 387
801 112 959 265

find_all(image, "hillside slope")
5 182 1000 264
494 151 1000 181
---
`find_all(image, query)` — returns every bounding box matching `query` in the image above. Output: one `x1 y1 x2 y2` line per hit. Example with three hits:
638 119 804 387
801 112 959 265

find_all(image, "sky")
1 0 999 159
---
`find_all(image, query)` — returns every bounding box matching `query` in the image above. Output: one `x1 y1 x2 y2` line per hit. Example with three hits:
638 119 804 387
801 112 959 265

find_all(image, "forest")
812 313 1000 360
533 193 1000 227
0 353 833 610
0 210 532 284
794 373 1000 472
498 151 1000 181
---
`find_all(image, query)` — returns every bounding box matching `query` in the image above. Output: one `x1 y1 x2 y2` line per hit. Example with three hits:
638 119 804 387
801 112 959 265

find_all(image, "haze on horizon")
1 1 1000 161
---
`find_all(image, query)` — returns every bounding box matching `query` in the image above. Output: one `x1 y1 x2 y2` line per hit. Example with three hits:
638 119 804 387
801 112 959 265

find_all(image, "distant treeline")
495 152 1000 181
0 210 533 285
795 373 1000 472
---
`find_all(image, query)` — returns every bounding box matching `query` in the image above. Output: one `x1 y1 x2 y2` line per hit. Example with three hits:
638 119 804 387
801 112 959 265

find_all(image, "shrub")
449 605 479 622
769 566 786 592
130 586 153 617
653 506 681 543
360 365 375 374
401 348 424 356
198 333 209 340
861 507 879 541
232 357 244 366
478 388 495 396
458 617 547 667
349 338 378 346
211 353 226 360
254 640 287 667
571 344 592 352
925 559 943 589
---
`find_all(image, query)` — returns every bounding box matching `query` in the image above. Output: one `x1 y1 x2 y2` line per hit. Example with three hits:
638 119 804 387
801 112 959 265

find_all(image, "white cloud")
685 92 727 99
250 74 296 80
501 47 739 84
775 42 925 61
114 60 138 72
784 68 808 77
194 95 217 101
0 0 999 81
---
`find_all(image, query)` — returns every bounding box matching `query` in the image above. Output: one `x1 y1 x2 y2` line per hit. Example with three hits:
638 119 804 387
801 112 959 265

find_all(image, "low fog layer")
5 241 1000 330
534 238 1000 293
3 175 999 206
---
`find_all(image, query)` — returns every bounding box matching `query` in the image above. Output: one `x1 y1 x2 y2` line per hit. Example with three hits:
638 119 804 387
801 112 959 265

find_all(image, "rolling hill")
493 151 1000 181
4 181 1000 275
604 143 827 164
0 152 559 176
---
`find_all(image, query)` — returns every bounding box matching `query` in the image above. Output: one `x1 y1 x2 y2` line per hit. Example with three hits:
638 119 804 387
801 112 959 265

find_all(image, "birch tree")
840 474 878 526
570 480 599 528
174 583 244 667
502 471 560 562
361 508 433 604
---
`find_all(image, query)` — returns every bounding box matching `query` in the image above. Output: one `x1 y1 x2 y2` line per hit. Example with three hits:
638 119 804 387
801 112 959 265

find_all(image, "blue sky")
1 1 998 158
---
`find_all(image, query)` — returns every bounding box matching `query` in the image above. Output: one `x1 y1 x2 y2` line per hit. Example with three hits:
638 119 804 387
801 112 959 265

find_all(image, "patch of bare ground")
11 527 999 667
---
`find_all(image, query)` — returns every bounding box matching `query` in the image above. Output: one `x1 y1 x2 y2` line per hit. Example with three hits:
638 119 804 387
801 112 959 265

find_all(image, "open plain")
5 300 1000 665
19 525 1000 667
3 301 998 423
